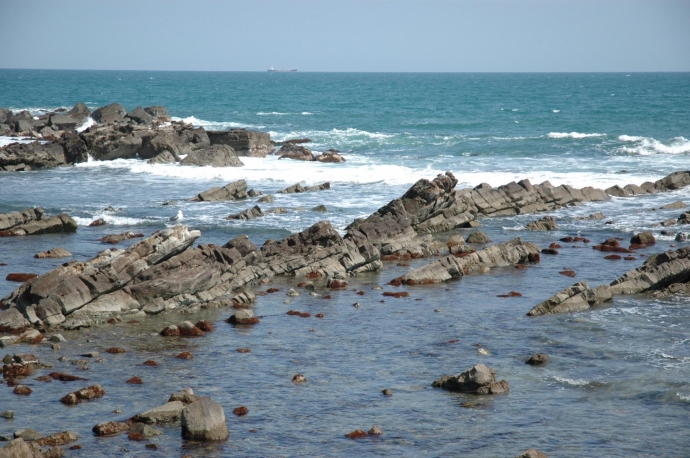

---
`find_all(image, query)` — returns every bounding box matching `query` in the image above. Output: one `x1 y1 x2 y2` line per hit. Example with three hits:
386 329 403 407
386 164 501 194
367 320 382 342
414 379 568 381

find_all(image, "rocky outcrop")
190 180 248 202
147 150 176 164
526 216 558 231
394 238 539 285
91 103 127 124
207 129 275 157
277 143 314 161
315 149 345 163
0 208 77 237
226 205 264 220
180 144 244 167
35 248 72 259
278 182 331 193
0 138 86 171
528 246 690 316
432 364 509 394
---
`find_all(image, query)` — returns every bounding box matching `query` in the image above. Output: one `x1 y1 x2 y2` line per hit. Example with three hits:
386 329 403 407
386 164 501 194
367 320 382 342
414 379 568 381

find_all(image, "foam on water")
548 132 606 139
171 116 264 131
552 376 591 386
617 135 690 155
76 117 96 133
72 214 153 226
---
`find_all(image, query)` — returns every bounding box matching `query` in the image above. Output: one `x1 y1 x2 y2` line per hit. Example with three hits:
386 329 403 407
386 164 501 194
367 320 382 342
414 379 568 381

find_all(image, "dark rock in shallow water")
0 141 69 171
466 230 492 244
315 149 345 163
432 363 509 394
226 205 263 220
35 248 72 259
181 397 229 441
180 144 244 167
526 353 549 365
207 129 274 157
0 208 77 237
516 450 549 458
630 231 656 246
190 179 248 202
57 131 89 164
147 150 176 164
278 182 330 193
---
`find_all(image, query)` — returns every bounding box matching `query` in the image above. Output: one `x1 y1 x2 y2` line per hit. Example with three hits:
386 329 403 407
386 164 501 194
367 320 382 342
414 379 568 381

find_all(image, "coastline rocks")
228 309 259 325
432 364 509 394
34 248 72 259
90 103 126 124
277 143 314 161
526 216 558 231
125 106 156 125
466 230 492 244
180 144 244 167
190 179 248 202
60 384 106 405
132 401 185 425
396 238 539 285
0 141 76 171
630 232 656 246
526 353 549 365
226 205 264 221
92 421 130 436
0 438 48 457
207 129 275 157
278 182 331 194
315 149 346 163
181 397 229 441
0 208 77 237
147 150 176 164
100 231 144 244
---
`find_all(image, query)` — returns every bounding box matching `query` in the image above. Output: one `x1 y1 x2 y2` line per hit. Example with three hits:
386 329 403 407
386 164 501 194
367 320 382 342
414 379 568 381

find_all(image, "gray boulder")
277 143 314 161
466 230 492 244
181 397 229 441
180 145 244 167
132 401 186 424
0 141 68 171
125 106 156 125
190 180 248 202
90 103 126 124
226 205 263 220
526 216 558 231
315 149 345 163
144 106 170 121
67 102 91 121
147 150 177 164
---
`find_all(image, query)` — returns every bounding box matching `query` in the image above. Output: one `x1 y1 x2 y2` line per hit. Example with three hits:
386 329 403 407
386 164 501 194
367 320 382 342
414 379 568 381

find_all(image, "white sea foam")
256 112 290 116
677 392 690 401
73 214 152 226
553 376 590 386
77 117 96 133
171 116 263 130
548 132 605 139
0 136 38 147
552 110 561 113
617 136 690 155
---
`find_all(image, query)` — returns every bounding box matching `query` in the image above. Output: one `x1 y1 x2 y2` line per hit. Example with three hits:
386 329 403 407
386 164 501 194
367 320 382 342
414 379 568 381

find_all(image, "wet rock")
236 348 251 353
34 248 72 259
311 204 328 212
287 288 299 297
315 149 346 163
278 182 330 193
661 200 686 210
176 352 193 360
105 347 126 354
381 388 392 396
190 179 248 202
60 384 105 404
257 194 274 203
432 363 509 394
541 248 558 255
630 231 656 246
0 411 14 419
232 406 248 416
0 438 46 457
126 376 143 384
344 429 367 439
327 278 348 289
143 360 158 366
129 423 162 438
179 321 205 337
160 325 180 336
89 218 105 227
181 397 229 441
12 385 32 395
292 374 306 383
526 353 549 365
147 150 177 164
277 143 314 161
383 291 409 298
497 291 522 298
92 421 130 436
574 212 605 220
180 144 244 167
226 205 264 220
207 129 274 157
100 231 144 244
526 216 558 231
605 254 622 260
14 429 43 441
132 401 185 425
195 320 213 332
5 273 38 283
466 231 492 244
228 309 259 325
35 431 78 447
368 425 383 435
169 388 199 405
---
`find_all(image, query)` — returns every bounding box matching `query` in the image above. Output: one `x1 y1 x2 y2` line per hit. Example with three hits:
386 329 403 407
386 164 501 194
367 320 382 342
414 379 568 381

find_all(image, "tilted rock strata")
207 129 275 157
528 246 690 316
190 180 249 202
0 208 77 237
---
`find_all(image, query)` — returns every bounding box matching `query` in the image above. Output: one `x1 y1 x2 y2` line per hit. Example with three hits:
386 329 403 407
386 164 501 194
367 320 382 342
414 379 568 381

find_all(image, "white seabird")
168 210 183 222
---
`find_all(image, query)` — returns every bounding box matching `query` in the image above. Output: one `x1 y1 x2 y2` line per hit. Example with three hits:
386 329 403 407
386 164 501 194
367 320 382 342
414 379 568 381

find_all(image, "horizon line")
1 68 689 74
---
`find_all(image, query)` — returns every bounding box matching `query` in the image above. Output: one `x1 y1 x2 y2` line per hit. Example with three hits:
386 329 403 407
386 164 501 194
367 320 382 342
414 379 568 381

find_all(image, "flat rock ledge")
0 208 77 237
432 364 509 394
528 246 690 316
395 238 540 285
190 179 249 202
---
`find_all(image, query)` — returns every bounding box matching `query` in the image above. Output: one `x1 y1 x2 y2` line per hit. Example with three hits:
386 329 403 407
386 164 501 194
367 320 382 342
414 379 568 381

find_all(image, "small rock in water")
345 429 368 439
12 385 32 395
233 406 248 416
0 411 14 419
176 352 193 360
106 347 126 354
368 425 383 435
516 449 549 458
292 374 306 383
526 353 549 365
434 309 441 312
80 352 99 358
352 302 361 308
477 347 491 356
497 291 522 298
236 348 251 353
113 409 122 414
126 376 143 384
381 388 392 396
287 288 299 297
49 334 66 343
143 360 158 366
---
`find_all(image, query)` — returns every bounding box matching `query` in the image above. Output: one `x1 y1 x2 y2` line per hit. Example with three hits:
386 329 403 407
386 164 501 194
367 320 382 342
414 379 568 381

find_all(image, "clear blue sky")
1 0 688 72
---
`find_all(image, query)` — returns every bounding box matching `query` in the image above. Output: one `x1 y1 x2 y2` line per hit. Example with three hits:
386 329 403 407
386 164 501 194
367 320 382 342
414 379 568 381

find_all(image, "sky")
1 0 688 72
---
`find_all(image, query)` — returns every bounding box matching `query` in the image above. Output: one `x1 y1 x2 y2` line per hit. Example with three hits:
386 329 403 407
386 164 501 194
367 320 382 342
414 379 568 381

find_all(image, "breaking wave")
548 132 605 139
617 135 690 155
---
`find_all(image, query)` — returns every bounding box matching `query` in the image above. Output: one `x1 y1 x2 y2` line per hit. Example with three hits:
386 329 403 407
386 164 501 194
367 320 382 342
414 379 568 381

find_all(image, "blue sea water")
1 70 690 457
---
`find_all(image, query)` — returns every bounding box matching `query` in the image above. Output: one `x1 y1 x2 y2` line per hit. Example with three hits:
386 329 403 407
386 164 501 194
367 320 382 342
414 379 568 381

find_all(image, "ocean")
1 70 689 457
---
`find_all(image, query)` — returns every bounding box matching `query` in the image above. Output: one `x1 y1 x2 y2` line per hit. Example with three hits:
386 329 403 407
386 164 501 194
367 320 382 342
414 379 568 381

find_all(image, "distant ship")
268 66 297 72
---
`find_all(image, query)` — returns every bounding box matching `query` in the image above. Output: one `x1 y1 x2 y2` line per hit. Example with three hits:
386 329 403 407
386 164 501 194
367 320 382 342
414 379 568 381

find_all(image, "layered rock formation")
190 179 249 202
528 246 690 316
207 129 275 157
0 208 77 237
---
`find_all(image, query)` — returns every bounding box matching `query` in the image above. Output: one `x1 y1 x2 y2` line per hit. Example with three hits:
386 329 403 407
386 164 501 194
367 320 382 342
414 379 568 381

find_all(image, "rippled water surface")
1 71 690 457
